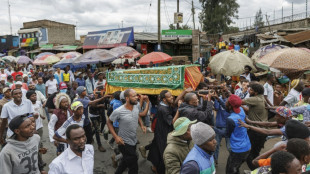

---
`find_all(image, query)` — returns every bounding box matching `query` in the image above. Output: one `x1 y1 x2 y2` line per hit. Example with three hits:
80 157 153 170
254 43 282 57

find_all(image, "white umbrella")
112 58 135 65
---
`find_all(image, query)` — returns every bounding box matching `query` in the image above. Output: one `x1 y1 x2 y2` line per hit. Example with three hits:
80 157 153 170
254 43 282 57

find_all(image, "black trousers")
246 130 267 170
115 144 138 174
90 117 102 146
226 150 250 174
83 123 93 144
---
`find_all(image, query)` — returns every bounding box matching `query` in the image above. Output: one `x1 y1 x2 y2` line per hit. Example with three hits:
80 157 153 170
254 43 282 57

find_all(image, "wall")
192 30 200 62
222 18 310 41
48 27 75 45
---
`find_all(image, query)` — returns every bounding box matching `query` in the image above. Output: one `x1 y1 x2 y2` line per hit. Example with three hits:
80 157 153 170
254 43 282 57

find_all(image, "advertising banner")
83 27 134 49
162 30 192 38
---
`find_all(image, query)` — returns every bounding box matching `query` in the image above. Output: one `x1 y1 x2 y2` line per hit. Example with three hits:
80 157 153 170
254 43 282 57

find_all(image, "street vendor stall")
105 65 203 96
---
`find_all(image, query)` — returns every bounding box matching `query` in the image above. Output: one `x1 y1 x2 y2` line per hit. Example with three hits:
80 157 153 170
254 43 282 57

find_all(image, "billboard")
83 27 134 49
162 30 192 38
19 27 48 47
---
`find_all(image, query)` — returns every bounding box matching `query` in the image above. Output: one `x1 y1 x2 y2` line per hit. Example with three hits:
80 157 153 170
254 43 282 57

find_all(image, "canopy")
110 46 141 58
33 55 60 65
61 52 81 59
35 52 55 59
138 52 172 65
209 50 256 76
251 44 288 62
72 49 118 67
17 56 33 64
2 56 17 63
106 65 203 96
258 48 310 79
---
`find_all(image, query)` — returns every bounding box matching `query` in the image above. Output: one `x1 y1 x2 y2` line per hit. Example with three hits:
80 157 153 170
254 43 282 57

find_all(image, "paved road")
41 119 280 174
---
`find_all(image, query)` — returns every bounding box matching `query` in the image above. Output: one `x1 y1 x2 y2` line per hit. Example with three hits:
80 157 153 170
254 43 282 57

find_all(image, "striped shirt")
55 115 85 139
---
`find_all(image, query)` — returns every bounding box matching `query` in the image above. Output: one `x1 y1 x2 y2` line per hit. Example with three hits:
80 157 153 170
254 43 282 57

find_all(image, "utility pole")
192 0 195 29
177 0 179 29
8 0 12 35
282 6 284 23
292 2 293 22
75 21 78 40
274 9 275 21
265 14 272 34
306 0 308 17
158 0 161 51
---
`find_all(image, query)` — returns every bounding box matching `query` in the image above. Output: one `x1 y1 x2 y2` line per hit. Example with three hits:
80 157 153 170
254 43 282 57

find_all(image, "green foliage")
254 8 264 29
169 24 192 30
199 0 240 34
224 26 239 34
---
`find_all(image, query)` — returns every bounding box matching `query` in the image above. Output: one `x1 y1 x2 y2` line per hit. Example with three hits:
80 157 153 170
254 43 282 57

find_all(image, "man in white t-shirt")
45 75 58 97
264 74 275 106
280 79 304 108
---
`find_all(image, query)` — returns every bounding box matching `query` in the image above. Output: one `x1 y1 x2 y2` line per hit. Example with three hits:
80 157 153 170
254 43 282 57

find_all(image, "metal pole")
307 0 308 17
75 21 78 40
282 6 283 23
292 2 293 22
158 0 161 51
177 0 179 29
8 0 12 35
192 0 195 29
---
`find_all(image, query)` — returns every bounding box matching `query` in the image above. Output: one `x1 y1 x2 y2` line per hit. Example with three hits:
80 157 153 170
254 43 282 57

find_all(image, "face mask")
60 89 67 93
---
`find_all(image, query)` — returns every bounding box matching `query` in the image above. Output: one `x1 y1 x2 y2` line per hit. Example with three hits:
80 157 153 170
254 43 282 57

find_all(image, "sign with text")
162 30 192 38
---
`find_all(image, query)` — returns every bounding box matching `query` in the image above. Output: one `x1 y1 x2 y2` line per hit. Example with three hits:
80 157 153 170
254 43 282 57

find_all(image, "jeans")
90 117 102 146
246 130 267 170
214 127 231 161
45 107 50 121
142 114 151 127
115 144 138 174
226 150 250 174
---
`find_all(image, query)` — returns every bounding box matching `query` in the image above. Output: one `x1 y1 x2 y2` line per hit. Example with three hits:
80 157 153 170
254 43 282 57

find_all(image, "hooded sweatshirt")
163 133 194 174
0 134 40 174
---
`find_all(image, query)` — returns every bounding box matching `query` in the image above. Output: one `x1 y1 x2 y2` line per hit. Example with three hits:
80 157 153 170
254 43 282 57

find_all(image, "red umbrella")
138 52 172 65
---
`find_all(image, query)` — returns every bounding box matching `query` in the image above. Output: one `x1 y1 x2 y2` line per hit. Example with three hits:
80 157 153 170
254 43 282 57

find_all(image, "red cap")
228 94 242 113
59 82 68 90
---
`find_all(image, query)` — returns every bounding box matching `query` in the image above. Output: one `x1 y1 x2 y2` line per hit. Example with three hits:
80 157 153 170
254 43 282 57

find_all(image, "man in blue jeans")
212 90 231 165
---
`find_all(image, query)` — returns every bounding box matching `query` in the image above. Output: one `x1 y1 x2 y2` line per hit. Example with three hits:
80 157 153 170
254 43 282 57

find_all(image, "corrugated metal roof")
283 30 310 45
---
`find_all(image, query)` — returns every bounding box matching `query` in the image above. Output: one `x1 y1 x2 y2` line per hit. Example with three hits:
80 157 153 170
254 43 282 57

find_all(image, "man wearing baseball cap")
0 114 41 174
180 122 216 174
164 117 196 174
239 106 292 140
75 86 110 144
53 101 85 145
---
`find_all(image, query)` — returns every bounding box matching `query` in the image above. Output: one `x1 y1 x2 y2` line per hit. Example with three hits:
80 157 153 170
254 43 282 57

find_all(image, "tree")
224 26 239 34
169 24 192 30
254 8 264 30
199 0 239 34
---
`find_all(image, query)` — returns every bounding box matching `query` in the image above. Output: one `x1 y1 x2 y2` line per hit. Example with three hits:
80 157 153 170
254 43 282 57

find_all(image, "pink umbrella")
61 52 82 59
138 52 172 65
17 56 33 64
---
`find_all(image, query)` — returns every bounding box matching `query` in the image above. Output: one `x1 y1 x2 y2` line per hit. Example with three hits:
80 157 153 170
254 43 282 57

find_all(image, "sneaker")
111 154 118 168
98 145 106 152
108 141 114 150
139 146 147 158
146 127 153 133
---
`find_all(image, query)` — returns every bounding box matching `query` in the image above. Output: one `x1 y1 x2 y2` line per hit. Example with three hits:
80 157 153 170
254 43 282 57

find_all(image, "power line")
144 0 152 32
183 0 202 10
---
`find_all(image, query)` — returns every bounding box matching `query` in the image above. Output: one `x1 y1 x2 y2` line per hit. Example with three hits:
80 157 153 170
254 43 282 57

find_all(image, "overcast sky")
0 0 307 38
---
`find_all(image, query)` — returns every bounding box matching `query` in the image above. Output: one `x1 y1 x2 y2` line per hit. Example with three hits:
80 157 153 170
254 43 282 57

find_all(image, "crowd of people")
0 61 309 174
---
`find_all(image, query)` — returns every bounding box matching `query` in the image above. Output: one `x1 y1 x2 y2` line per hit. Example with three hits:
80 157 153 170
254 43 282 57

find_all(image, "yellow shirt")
63 73 70 82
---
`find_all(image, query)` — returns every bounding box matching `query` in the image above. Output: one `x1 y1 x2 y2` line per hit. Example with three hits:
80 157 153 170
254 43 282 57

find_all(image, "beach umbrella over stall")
73 49 118 68
258 48 310 79
138 52 172 65
251 44 288 62
35 52 55 59
16 56 33 64
110 46 141 58
61 52 81 59
209 50 256 76
33 55 60 65
2 56 17 63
